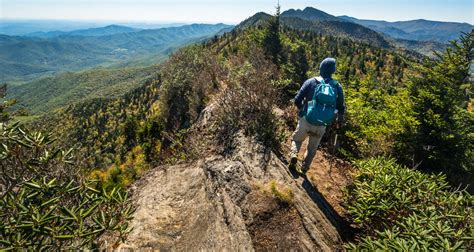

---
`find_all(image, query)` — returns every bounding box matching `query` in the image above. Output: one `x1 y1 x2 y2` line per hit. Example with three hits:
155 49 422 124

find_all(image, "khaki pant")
291 117 326 169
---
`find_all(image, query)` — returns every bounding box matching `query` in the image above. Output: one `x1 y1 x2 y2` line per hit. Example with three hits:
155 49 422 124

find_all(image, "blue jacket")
294 58 345 117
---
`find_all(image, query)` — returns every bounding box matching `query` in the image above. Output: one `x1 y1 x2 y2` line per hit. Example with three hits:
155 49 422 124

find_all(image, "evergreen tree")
263 3 282 65
409 31 473 176
292 45 309 85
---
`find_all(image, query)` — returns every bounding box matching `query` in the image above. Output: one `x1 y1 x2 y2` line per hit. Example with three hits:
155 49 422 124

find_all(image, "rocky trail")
106 105 354 251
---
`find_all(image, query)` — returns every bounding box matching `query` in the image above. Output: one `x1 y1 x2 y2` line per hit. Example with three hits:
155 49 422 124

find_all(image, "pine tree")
263 3 282 65
410 31 473 176
292 45 309 85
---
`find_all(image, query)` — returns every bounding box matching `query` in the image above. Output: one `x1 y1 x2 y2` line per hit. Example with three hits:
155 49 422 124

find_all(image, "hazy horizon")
1 0 473 25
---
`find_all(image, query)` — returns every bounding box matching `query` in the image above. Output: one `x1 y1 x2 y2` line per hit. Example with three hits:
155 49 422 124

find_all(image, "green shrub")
0 122 134 249
158 46 221 132
90 145 150 191
0 178 133 249
341 71 418 159
345 158 473 251
409 31 473 177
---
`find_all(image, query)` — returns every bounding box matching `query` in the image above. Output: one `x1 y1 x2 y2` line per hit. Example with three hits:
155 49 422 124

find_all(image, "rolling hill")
0 23 232 82
392 39 447 58
8 64 161 114
26 25 141 38
0 20 185 36
0 20 105 36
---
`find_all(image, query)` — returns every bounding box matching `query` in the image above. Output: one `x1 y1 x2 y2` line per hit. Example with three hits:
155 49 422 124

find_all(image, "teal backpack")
305 77 338 126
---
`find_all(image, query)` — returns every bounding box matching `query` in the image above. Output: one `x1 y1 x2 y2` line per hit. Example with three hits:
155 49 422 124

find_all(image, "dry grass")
259 180 294 204
213 49 281 153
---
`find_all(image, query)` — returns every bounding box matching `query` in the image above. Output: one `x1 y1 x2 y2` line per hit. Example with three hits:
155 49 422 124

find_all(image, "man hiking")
289 57 345 174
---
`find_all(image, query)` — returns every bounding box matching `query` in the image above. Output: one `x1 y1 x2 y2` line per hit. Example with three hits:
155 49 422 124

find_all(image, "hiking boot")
289 154 298 171
298 165 310 175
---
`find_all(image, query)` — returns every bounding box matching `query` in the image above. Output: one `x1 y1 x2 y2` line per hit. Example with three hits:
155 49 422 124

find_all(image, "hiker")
289 57 345 173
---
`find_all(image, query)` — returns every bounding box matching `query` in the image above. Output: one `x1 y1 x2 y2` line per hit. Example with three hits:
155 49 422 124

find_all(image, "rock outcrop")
115 133 346 251
110 104 349 251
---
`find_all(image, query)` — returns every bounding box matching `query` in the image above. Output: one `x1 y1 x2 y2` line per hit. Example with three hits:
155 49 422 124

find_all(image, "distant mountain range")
4 6 471 119
281 17 390 48
238 8 390 48
3 7 471 90
0 20 106 36
276 7 472 44
0 20 187 36
239 7 471 56
25 25 141 38
339 16 473 43
0 23 232 82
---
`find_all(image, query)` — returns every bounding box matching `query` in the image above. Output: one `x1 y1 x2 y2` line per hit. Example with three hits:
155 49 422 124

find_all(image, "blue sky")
1 0 473 24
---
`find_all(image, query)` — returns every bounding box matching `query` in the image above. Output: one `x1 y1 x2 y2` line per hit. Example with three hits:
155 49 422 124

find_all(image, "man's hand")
336 114 345 129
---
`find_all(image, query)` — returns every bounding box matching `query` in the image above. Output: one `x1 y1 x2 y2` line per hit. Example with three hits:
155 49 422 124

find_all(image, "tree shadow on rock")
301 176 355 242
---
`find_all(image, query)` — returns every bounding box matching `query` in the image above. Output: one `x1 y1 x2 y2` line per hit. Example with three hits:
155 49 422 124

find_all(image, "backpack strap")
315 76 323 83
328 79 339 96
318 77 340 101
311 77 323 101
309 77 326 107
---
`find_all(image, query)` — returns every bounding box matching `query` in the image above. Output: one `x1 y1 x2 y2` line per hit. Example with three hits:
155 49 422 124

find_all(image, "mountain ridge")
339 15 473 43
25 24 142 38
8 64 161 114
281 7 340 22
0 23 232 82
237 7 463 56
238 9 391 48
